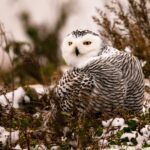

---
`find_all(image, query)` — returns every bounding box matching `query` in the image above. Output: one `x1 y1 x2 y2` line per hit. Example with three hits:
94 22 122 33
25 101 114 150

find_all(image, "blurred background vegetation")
0 2 71 87
0 0 149 87
93 0 150 77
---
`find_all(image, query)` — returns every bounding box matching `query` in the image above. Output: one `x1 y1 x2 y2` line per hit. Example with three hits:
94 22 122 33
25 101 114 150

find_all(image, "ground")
0 79 150 150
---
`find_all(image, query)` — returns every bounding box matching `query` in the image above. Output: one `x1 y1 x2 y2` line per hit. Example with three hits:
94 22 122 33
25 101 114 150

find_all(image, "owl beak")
75 47 80 56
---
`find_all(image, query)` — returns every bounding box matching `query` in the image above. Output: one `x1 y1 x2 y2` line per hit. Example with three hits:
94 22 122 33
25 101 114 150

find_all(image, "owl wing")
82 58 127 113
55 59 126 114
99 47 144 113
54 68 94 113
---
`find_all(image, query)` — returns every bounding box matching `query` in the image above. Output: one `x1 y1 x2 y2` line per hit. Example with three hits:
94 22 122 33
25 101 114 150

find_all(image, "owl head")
61 30 102 68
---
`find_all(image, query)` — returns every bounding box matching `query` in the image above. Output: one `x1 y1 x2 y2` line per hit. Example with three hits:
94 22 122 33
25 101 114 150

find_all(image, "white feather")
61 33 102 67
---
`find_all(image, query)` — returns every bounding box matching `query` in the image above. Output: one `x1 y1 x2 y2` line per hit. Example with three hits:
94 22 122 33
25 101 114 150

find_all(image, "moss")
126 120 137 131
117 130 124 138
95 126 103 136
60 143 70 150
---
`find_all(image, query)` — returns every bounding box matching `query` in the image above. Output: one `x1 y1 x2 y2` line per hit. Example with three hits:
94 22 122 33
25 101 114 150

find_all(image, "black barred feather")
54 46 144 114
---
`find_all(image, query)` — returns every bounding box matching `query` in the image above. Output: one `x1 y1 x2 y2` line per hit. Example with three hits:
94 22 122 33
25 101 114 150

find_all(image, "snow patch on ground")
28 84 49 95
0 87 26 108
99 118 150 149
0 126 19 145
0 80 149 149
0 84 50 109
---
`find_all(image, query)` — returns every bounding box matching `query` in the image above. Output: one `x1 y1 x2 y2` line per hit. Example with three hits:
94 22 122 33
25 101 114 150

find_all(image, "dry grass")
93 0 150 77
0 1 150 149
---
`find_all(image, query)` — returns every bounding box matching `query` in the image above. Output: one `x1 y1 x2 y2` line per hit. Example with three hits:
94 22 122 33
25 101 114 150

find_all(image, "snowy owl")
54 30 144 114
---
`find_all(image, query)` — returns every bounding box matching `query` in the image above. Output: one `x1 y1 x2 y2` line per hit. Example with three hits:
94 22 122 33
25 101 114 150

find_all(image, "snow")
100 116 150 148
50 146 60 150
120 124 129 130
102 118 113 127
120 131 148 146
147 140 150 145
0 87 26 108
136 133 146 146
121 131 136 141
0 81 149 149
140 125 150 138
28 84 49 95
0 126 19 145
103 146 150 150
35 144 47 150
98 139 108 147
124 46 132 54
13 144 22 150
11 130 20 144
102 118 125 128
0 84 51 109
23 95 30 103
111 118 125 127
13 144 48 150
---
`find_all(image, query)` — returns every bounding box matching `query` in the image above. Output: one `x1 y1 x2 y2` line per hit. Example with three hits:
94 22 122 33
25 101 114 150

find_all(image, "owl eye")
68 42 73 46
83 41 92 45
